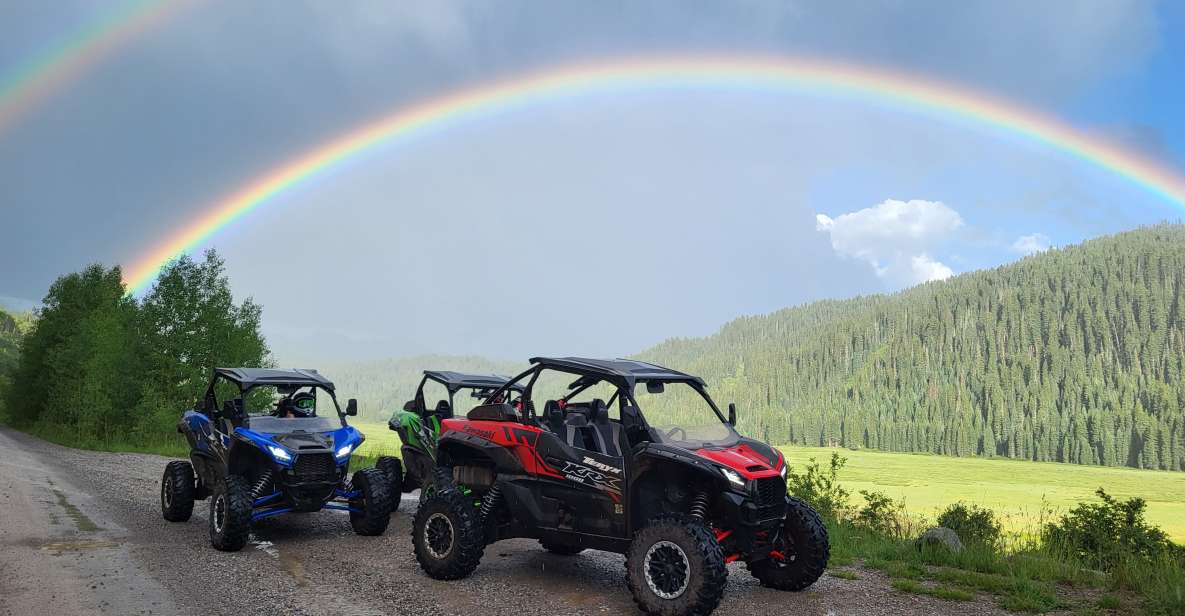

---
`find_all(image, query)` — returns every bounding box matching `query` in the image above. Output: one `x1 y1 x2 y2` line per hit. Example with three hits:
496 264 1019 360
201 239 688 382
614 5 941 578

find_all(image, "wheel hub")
162 476 173 509
424 512 455 559
644 540 690 600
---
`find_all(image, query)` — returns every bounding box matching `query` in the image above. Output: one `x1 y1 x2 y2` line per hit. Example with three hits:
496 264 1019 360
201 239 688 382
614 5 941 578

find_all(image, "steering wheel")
665 427 687 441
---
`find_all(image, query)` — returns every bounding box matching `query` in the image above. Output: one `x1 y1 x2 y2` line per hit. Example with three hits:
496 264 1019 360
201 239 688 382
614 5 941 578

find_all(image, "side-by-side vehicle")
160 368 393 551
377 370 522 503
411 357 828 616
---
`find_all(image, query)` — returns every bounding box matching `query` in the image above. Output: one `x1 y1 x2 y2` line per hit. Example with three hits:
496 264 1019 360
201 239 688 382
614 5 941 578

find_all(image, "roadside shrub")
786 453 850 520
938 502 1002 548
856 489 909 538
1042 488 1180 571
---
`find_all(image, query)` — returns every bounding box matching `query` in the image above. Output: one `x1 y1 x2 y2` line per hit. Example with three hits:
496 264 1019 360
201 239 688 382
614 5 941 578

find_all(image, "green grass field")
350 421 1185 542
780 445 1185 542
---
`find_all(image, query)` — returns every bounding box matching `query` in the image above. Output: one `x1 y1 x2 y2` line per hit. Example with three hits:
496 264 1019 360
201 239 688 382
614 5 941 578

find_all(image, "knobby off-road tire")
746 496 830 591
626 514 727 616
373 457 404 515
419 465 455 504
349 468 394 535
160 461 196 522
539 540 585 556
412 487 485 580
209 475 252 552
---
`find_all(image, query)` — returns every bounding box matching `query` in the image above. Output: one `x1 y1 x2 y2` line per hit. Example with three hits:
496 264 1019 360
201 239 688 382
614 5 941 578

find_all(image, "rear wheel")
209 475 252 552
626 514 727 616
160 461 195 522
412 487 484 580
374 457 404 514
349 468 393 535
746 496 830 590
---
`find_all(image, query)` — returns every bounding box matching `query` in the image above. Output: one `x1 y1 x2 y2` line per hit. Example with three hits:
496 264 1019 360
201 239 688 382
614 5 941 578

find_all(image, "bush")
938 502 1002 548
855 489 910 538
1043 488 1180 571
785 453 850 520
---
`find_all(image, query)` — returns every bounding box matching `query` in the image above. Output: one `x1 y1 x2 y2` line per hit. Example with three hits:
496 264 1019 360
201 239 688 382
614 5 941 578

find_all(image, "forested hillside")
637 224 1185 470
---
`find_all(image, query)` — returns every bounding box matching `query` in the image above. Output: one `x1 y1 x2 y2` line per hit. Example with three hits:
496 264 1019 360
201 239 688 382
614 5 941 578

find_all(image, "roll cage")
482 357 733 443
197 367 356 428
406 370 524 418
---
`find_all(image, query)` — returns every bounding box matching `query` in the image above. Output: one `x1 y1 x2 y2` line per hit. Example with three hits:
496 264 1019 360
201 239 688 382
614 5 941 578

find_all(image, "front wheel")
746 496 830 590
209 475 252 552
374 457 404 514
161 461 196 522
412 488 484 580
626 514 727 616
418 465 454 504
349 468 393 535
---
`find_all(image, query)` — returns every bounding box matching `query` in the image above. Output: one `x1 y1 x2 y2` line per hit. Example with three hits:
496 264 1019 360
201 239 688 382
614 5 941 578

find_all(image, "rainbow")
0 0 187 135
124 54 1185 294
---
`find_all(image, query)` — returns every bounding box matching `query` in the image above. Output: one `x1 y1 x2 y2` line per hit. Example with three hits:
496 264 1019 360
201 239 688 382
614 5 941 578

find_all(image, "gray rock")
915 526 965 553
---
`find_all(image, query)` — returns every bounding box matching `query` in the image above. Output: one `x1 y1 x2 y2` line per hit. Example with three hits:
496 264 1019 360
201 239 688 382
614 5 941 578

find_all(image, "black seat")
220 399 244 434
588 399 622 457
544 400 565 435
563 408 605 453
434 399 453 419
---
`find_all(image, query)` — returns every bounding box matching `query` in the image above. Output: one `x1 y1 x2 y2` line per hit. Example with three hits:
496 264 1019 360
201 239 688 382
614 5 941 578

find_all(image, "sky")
2 1 1184 363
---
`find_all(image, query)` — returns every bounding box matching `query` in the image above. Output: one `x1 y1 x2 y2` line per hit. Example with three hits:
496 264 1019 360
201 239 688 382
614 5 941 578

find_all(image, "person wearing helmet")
276 391 316 418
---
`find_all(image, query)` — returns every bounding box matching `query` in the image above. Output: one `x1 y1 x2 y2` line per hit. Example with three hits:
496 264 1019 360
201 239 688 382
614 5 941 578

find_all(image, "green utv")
376 371 523 503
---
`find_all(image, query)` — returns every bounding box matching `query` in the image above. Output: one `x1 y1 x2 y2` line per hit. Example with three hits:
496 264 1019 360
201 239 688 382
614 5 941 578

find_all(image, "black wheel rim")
424 512 454 559
769 524 798 567
162 476 173 509
213 494 226 533
644 540 690 600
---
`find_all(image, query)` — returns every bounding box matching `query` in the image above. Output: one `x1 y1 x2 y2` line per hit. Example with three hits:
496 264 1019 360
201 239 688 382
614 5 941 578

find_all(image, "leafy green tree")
135 250 269 436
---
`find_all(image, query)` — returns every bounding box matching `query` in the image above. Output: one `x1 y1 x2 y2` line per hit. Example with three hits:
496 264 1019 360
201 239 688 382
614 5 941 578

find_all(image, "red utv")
411 357 828 616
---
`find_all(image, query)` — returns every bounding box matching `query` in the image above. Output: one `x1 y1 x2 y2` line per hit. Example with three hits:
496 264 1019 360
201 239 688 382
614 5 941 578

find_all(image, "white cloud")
1011 233 1052 255
816 199 962 288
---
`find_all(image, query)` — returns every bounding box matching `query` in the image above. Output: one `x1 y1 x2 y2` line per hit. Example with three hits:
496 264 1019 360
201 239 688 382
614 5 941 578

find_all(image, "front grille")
751 477 787 521
753 477 786 506
293 453 337 480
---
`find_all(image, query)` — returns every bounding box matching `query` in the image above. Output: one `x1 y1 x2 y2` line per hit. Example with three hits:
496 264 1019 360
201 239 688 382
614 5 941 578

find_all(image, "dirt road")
0 427 1010 615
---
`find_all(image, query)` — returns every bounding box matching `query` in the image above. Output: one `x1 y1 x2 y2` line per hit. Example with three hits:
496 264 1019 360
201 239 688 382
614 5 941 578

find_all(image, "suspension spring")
480 483 503 519
689 490 709 519
251 469 274 499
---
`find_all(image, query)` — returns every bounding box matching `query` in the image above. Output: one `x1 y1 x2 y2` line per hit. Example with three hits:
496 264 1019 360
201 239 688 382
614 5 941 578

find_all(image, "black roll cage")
199 372 348 428
410 371 526 416
483 359 728 434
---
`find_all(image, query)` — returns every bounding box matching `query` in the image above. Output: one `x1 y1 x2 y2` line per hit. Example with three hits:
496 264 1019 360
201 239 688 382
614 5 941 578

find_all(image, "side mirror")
345 399 358 416
727 403 737 426
402 399 417 412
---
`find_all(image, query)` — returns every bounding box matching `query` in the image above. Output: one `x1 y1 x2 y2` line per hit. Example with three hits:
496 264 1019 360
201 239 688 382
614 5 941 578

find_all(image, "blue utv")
160 368 393 551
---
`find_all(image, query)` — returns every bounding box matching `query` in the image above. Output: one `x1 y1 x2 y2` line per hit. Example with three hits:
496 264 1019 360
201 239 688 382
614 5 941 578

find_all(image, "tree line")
0 250 268 448
637 224 1185 471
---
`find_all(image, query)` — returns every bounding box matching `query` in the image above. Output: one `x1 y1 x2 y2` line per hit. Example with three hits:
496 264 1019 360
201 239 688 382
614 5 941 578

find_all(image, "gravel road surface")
0 427 1013 615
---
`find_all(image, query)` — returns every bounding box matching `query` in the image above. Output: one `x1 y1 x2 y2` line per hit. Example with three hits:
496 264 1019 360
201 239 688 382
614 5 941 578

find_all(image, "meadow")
352 420 1185 542
780 445 1185 542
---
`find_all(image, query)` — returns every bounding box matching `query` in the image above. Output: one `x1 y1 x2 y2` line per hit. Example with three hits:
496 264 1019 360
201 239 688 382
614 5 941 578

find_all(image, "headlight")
267 445 291 461
720 467 746 488
780 464 788 480
335 444 353 459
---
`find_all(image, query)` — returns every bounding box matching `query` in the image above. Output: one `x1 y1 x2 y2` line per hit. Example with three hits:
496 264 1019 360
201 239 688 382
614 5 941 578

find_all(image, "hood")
694 439 783 480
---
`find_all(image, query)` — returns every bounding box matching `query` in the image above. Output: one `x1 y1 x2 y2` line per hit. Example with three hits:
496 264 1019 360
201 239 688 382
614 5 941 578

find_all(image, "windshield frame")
625 378 739 449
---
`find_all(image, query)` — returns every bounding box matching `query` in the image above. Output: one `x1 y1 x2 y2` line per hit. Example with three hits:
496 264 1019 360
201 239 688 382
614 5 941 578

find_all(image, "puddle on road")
52 489 100 532
251 535 307 587
40 539 119 553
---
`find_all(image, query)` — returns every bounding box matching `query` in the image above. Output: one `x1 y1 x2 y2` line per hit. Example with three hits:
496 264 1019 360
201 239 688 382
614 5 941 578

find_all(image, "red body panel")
694 443 784 480
441 418 563 479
